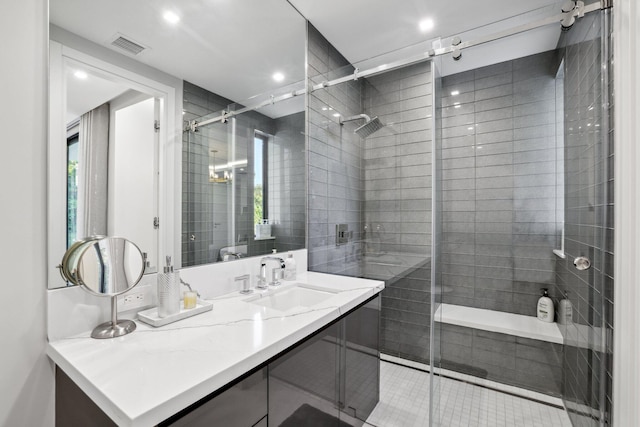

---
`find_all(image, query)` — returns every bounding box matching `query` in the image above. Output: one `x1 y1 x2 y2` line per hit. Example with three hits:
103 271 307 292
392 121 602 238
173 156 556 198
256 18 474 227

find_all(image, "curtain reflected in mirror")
73 102 110 243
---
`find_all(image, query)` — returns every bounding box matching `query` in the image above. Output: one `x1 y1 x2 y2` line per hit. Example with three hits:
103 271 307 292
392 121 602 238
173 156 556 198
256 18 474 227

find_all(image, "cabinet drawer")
168 368 267 427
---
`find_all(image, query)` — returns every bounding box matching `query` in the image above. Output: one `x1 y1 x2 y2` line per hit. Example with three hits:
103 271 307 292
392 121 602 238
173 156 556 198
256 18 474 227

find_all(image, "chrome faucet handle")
270 268 283 287
235 274 252 294
256 269 269 290
258 257 284 289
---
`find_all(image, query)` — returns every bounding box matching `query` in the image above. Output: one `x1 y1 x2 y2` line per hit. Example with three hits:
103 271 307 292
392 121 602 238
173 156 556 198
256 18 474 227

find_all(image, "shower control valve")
573 256 591 271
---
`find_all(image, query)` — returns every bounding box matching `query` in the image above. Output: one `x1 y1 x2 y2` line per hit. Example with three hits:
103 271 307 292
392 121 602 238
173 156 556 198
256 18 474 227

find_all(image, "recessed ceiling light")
451 90 460 96
163 11 180 24
322 107 328 111
419 18 435 33
272 72 285 82
74 71 88 80
333 113 341 117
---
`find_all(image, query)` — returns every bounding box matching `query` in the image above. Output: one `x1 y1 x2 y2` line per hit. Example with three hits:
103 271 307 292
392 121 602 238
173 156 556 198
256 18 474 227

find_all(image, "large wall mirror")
181 86 306 266
48 0 307 288
48 40 176 289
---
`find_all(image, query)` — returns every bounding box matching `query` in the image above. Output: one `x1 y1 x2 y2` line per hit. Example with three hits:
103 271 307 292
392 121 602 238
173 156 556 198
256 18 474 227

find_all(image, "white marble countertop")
47 272 384 427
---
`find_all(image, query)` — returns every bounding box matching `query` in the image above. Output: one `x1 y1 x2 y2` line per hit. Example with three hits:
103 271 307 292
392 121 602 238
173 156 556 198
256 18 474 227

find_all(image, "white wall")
0 0 54 426
110 96 158 268
614 0 640 425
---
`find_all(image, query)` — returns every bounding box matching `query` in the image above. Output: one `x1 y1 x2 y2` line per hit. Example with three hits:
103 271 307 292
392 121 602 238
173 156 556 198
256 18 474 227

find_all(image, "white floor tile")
366 361 572 427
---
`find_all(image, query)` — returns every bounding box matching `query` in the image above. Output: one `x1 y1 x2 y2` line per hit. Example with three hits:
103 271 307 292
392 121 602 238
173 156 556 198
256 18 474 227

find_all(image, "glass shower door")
556 8 613 426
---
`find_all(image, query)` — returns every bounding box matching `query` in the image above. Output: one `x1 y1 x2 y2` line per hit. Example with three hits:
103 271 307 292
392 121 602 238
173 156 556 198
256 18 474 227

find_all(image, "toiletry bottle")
157 263 172 318
558 292 573 325
158 256 180 318
284 252 297 281
537 288 555 323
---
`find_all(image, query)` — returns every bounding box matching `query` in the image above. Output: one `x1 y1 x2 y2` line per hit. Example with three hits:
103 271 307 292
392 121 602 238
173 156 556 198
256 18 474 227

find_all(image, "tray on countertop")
137 300 212 327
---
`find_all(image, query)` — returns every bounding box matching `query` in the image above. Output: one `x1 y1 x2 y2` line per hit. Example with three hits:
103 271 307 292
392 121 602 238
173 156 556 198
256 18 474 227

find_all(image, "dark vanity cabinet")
342 296 381 422
269 295 381 427
56 368 118 427
166 368 268 427
56 295 380 427
268 322 341 426
56 367 268 427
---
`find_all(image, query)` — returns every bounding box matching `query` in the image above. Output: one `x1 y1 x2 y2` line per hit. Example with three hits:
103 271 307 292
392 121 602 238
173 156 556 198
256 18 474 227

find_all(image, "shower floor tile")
366 361 572 427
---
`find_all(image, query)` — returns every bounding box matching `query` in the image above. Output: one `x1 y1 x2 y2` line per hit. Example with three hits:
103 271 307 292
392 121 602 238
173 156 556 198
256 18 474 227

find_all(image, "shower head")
339 114 385 138
354 116 384 138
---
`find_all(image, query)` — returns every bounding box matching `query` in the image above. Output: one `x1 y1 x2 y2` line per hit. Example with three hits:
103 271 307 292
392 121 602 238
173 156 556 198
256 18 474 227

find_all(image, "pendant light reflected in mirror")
209 149 231 183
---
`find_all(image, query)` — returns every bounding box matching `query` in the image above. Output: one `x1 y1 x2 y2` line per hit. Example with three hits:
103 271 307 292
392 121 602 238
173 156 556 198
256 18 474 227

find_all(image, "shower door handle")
573 256 591 271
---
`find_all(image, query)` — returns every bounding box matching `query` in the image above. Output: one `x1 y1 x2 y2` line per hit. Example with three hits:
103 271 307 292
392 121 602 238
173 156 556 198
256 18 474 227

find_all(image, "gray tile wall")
307 23 365 274
438 50 563 316
182 81 304 266
270 112 306 253
362 63 432 257
437 50 573 396
440 324 564 396
380 262 432 362
306 23 434 364
363 63 433 364
553 11 614 426
305 15 613 412
182 81 236 266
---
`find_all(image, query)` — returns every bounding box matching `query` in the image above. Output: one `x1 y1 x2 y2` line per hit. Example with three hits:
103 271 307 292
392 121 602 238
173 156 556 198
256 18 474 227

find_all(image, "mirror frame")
48 38 180 289
75 237 146 297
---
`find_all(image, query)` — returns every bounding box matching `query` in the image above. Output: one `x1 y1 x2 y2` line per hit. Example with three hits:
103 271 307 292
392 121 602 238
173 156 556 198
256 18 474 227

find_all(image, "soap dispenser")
158 256 180 318
537 288 555 323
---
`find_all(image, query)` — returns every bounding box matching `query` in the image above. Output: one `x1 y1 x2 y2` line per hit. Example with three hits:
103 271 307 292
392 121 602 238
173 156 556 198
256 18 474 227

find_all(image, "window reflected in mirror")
66 132 79 248
254 133 267 227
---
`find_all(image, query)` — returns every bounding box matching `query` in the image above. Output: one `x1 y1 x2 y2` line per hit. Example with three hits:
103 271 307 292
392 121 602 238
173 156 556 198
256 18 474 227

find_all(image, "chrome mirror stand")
58 236 146 339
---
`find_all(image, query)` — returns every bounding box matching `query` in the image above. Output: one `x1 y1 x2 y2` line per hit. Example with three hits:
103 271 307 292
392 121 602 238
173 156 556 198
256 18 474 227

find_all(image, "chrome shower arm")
339 114 371 124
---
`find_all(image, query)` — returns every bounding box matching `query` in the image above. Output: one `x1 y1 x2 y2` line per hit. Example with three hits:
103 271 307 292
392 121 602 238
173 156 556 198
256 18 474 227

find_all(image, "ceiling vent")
108 33 148 56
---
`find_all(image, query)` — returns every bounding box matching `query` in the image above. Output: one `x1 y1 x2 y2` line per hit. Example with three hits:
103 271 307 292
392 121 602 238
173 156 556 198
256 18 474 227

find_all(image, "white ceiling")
50 0 307 118
51 0 568 119
65 67 130 123
289 0 565 66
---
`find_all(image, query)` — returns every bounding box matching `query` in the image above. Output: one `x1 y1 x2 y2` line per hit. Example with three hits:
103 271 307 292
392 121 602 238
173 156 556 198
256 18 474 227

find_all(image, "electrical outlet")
118 285 154 312
123 293 143 304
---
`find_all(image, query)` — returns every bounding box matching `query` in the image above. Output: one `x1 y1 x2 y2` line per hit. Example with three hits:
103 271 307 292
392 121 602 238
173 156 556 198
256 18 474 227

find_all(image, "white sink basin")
244 284 338 312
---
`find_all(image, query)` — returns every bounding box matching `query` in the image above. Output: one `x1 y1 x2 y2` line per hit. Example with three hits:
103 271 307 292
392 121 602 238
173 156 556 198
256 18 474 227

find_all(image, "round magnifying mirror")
76 237 145 296
60 236 146 339
58 235 105 286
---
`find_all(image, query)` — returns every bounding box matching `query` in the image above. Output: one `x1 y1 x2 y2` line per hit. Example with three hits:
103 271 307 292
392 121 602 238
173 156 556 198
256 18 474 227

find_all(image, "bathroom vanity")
48 272 383 426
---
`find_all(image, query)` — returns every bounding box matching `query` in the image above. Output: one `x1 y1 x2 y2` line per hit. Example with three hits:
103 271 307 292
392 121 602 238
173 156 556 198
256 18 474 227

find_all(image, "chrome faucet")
258 256 285 289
